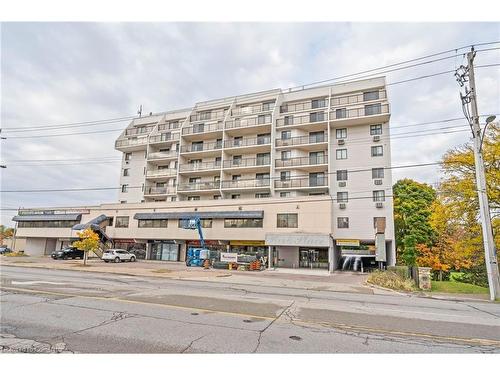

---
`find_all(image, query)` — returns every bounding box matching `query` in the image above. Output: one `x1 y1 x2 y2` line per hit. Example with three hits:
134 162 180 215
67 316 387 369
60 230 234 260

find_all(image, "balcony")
190 110 226 123
274 177 328 190
221 178 271 190
330 89 387 107
231 103 274 116
145 169 178 179
147 151 178 161
124 126 155 136
275 134 327 149
149 132 180 144
115 137 148 151
223 157 271 172
179 161 221 173
280 98 328 114
180 141 222 155
330 103 390 126
225 116 272 135
276 112 328 129
177 181 221 192
275 155 328 171
224 136 271 154
158 122 181 131
182 122 224 138
144 186 176 196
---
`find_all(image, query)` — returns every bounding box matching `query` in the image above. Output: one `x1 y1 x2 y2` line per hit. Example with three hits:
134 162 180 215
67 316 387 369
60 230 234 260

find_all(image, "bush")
367 270 417 292
387 265 410 279
4 251 28 257
454 264 490 288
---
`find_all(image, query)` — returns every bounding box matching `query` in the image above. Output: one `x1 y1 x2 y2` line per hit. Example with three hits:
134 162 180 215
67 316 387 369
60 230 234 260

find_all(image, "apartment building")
13 76 395 270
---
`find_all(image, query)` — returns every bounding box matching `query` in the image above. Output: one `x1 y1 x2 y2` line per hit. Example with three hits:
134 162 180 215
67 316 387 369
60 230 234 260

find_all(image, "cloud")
1 22 499 225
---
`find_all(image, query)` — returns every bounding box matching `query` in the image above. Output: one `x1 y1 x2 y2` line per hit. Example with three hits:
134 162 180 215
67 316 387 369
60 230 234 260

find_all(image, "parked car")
51 247 84 260
0 246 12 254
102 249 136 263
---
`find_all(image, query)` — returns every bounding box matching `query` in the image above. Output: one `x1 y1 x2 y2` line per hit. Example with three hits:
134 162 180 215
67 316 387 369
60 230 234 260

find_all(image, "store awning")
72 214 109 230
134 211 263 220
12 213 82 222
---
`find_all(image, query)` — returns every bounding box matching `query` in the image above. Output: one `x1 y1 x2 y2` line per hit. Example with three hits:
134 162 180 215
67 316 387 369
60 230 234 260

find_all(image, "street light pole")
463 49 500 300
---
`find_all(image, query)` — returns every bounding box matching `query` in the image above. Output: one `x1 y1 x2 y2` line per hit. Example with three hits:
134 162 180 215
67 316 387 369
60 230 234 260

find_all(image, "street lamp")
480 115 497 152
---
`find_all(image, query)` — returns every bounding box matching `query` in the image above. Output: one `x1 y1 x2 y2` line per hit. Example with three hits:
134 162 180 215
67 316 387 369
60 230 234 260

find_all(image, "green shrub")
454 264 490 288
367 270 417 292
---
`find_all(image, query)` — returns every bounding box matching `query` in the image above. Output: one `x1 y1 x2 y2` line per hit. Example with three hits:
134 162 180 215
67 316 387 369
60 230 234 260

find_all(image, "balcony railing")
275 134 326 147
180 141 222 153
231 103 274 116
275 177 327 189
225 116 272 129
276 112 327 127
177 181 221 191
280 98 328 114
147 151 178 160
124 126 155 136
330 103 389 120
221 178 271 189
149 132 180 143
223 157 271 169
190 110 226 122
179 161 221 172
275 155 328 168
224 137 271 148
146 169 177 178
182 122 224 135
158 122 181 131
330 89 387 107
115 137 148 148
144 186 176 195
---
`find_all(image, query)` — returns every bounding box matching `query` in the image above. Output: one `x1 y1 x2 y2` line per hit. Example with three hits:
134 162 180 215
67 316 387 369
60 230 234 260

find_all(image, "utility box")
418 267 432 290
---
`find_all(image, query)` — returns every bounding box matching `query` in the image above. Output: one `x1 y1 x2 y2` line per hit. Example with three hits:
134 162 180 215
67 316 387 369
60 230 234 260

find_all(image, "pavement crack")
463 303 500 319
253 301 295 353
181 335 206 353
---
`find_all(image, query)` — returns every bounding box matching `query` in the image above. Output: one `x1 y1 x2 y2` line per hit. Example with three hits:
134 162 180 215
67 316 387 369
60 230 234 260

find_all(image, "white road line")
11 281 67 285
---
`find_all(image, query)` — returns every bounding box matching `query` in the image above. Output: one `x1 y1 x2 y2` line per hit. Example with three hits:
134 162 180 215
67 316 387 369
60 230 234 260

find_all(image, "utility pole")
456 47 500 300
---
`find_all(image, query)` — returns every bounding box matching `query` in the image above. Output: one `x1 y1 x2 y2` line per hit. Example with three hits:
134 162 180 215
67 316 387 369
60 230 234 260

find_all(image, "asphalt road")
1 266 499 353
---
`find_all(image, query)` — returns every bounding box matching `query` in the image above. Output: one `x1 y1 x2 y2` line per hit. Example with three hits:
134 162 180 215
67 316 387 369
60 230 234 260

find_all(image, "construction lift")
182 217 210 267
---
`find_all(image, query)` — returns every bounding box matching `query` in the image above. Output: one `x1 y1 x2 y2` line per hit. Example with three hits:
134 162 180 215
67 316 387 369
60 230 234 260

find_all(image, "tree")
72 228 100 266
393 179 436 266
0 225 14 246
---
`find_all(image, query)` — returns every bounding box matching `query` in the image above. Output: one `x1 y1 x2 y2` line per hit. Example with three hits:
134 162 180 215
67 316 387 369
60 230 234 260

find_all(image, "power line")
1 116 136 131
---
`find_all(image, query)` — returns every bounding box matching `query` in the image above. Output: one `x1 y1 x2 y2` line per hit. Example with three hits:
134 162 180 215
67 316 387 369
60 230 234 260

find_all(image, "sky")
1 22 499 226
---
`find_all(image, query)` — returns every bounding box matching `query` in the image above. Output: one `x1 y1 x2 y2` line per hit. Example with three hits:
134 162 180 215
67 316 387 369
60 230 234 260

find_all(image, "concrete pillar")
267 246 273 269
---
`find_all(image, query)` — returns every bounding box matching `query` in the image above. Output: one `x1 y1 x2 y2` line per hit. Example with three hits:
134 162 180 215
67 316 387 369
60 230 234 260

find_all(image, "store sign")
230 240 266 246
220 252 238 263
265 233 330 247
336 239 360 247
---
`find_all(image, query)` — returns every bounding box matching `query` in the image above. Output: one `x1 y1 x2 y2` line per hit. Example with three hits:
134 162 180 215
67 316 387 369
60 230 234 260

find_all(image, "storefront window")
277 213 298 228
178 218 212 228
150 242 179 261
18 220 79 228
115 216 129 228
224 218 263 228
138 219 168 228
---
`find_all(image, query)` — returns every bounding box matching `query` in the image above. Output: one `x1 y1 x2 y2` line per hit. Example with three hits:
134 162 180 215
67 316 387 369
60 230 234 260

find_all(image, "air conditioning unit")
338 181 347 187
373 135 381 142
337 139 345 145
374 179 383 185
376 202 384 208
339 203 346 210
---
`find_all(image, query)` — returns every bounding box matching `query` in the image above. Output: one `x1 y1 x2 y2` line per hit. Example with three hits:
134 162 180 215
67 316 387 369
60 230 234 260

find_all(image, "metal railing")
221 178 271 189
177 181 221 191
144 186 176 195
274 177 327 189
330 89 387 107
158 122 181 131
179 161 221 172
149 132 180 143
276 112 327 127
182 122 224 135
280 98 328 114
330 103 389 120
147 151 178 159
225 116 272 129
180 141 222 153
231 103 274 116
223 157 271 169
145 169 177 178
190 110 226 122
275 155 328 168
275 134 326 147
224 137 271 148
115 137 148 148
124 126 155 136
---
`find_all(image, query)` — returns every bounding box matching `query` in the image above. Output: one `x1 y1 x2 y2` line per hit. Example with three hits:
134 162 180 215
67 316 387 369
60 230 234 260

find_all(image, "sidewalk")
0 255 377 295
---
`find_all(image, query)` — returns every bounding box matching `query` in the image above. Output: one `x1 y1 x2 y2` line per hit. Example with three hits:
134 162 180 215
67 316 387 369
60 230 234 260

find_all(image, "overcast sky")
1 22 499 225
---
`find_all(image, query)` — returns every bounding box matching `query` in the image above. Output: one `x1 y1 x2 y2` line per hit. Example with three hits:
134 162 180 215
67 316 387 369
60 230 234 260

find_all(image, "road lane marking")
11 281 67 285
2 285 499 348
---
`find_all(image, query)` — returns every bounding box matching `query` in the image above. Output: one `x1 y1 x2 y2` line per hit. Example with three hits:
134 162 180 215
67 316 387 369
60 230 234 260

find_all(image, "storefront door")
299 248 328 269
150 243 179 261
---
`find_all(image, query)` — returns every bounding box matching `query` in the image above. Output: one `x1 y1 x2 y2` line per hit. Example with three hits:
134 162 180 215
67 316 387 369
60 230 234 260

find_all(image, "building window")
277 213 298 228
309 131 324 143
372 168 385 179
337 217 349 228
370 124 383 135
257 133 271 145
280 171 290 181
255 193 270 198
191 141 204 151
124 153 132 161
213 195 221 200
224 218 263 228
121 184 128 193
262 101 273 111
193 123 205 133
18 220 80 228
115 216 129 228
281 130 291 140
336 149 347 160
281 150 291 160
371 145 383 157
337 192 348 202
231 194 240 200
311 98 326 109
280 191 291 198
363 91 380 101
178 218 212 228
256 153 270 166
233 136 242 146
373 190 386 202
123 169 129 177
187 196 200 201
258 114 269 124
336 128 347 139
284 115 293 125
337 170 348 181
335 108 347 119
170 196 177 202
232 155 242 166
138 219 168 228
310 111 325 122
365 103 382 116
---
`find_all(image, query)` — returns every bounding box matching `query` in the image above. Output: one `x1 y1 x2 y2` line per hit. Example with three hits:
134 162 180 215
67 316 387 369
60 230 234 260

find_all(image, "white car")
102 249 136 263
